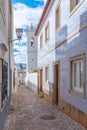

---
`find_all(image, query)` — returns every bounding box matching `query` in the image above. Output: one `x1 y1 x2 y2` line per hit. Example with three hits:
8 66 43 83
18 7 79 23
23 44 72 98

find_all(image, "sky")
11 0 47 65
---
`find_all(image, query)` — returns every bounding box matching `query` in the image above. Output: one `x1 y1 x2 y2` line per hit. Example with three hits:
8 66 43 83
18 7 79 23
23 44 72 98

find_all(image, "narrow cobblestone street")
4 85 87 130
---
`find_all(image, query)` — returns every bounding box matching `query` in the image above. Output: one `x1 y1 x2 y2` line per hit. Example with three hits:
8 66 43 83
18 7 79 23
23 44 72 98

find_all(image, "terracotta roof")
35 0 52 36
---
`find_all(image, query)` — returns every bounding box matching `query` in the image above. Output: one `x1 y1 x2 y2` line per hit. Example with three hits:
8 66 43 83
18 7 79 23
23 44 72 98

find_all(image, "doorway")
54 64 59 105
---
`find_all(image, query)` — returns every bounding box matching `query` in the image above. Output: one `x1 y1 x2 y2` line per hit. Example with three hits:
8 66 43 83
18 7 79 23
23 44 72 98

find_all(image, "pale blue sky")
11 0 47 64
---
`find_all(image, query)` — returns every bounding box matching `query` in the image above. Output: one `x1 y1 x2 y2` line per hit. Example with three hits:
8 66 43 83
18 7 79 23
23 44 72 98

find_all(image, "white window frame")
70 54 85 98
72 59 84 92
40 34 43 49
70 0 84 14
45 22 49 42
55 2 60 31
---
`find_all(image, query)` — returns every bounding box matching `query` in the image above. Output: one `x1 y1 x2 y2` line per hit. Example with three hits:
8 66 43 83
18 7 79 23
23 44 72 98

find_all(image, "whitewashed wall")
25 73 38 93
37 0 59 92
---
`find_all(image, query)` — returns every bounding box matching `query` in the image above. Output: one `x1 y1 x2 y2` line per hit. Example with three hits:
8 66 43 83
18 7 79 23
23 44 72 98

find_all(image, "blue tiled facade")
55 0 87 113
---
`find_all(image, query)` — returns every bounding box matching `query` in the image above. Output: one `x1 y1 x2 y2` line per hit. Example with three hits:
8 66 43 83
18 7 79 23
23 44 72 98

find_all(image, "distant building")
26 24 37 74
35 0 87 128
18 68 26 84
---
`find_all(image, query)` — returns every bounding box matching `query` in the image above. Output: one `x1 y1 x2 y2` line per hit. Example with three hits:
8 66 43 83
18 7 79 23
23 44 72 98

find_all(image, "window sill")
70 0 85 17
45 39 49 44
69 89 85 99
45 80 48 83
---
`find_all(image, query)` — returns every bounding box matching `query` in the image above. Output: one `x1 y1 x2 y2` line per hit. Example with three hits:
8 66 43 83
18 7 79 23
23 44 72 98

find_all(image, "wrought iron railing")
0 59 8 108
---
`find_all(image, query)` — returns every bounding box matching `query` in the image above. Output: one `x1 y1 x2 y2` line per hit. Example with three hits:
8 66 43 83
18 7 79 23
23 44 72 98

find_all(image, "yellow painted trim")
45 21 49 44
55 1 61 32
70 0 85 16
36 0 54 36
40 33 43 49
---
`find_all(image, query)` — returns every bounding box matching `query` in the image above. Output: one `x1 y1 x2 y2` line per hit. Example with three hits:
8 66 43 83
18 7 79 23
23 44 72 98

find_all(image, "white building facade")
35 0 87 127
35 0 57 104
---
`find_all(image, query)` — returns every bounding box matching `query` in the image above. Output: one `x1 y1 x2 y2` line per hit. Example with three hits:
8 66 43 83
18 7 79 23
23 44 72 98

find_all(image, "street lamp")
9 28 23 102
16 28 23 41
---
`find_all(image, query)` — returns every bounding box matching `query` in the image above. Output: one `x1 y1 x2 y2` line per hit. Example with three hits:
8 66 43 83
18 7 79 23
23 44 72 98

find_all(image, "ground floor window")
45 66 49 82
70 54 85 97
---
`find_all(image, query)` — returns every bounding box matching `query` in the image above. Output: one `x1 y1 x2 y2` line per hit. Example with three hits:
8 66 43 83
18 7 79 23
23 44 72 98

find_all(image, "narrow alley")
4 85 86 130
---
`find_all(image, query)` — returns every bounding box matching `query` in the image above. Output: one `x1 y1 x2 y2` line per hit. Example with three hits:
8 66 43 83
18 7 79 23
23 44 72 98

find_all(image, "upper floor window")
55 3 60 30
0 0 5 24
31 38 34 47
70 0 82 12
40 34 43 48
45 22 49 42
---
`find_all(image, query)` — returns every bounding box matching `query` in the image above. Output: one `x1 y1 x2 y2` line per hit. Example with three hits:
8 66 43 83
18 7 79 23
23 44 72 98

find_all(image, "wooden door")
54 64 59 105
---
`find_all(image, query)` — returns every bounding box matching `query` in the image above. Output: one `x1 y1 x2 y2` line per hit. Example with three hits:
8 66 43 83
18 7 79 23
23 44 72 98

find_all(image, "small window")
31 38 34 47
45 22 49 42
0 0 5 23
40 34 43 48
70 54 85 97
55 3 60 30
45 66 48 82
70 0 82 12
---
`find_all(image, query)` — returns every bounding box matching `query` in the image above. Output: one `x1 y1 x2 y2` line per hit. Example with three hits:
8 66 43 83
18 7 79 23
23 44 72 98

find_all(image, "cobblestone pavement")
4 85 87 130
